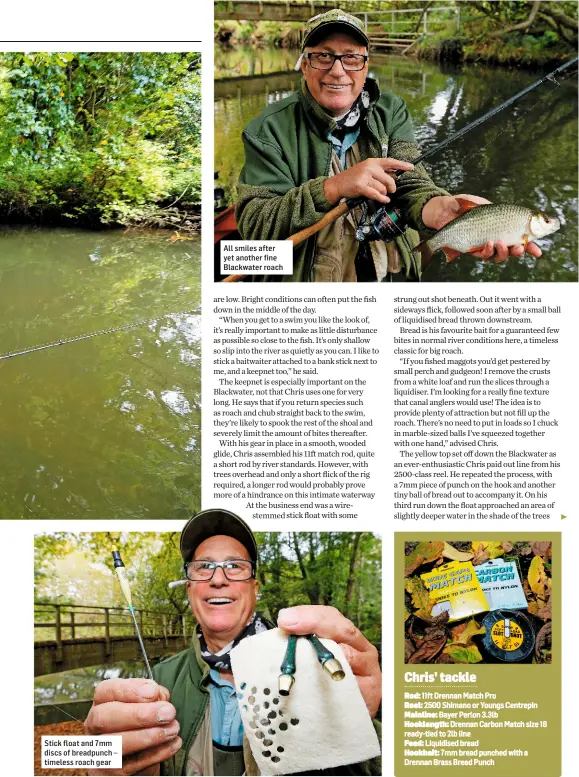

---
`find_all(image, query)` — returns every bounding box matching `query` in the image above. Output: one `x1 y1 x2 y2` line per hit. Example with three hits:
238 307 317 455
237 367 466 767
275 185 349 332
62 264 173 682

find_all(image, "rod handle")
221 273 247 283
220 198 361 282
289 200 356 247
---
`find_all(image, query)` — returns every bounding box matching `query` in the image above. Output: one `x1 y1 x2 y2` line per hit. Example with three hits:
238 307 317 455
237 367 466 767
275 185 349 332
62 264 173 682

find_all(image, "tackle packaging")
475 559 528 611
421 560 489 621
481 609 536 662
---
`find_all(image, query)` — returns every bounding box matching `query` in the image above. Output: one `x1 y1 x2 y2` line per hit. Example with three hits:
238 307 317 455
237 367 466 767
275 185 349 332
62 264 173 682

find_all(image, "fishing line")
38 665 154 727
431 63 577 179
39 702 84 725
357 59 578 249
37 550 157 729
0 310 198 362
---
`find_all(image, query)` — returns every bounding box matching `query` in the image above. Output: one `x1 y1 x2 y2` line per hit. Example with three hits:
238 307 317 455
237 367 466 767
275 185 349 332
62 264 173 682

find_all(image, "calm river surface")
215 48 577 282
0 228 201 519
35 662 148 705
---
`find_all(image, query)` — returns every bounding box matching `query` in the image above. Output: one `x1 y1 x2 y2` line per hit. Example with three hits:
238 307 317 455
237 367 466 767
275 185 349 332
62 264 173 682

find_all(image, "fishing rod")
113 549 154 680
221 55 578 282
355 54 579 245
34 551 155 727
0 309 197 362
414 54 578 168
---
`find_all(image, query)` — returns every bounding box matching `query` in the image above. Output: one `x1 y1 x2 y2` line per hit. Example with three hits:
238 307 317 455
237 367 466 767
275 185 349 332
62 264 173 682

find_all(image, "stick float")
112 548 154 680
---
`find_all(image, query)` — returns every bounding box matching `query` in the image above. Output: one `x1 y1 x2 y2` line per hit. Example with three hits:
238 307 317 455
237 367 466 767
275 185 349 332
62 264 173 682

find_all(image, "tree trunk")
541 5 578 33
344 533 363 618
539 10 578 44
413 2 433 33
292 533 308 580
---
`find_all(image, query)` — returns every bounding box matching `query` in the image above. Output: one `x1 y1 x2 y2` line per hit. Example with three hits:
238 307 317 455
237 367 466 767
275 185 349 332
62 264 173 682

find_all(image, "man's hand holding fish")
422 194 544 263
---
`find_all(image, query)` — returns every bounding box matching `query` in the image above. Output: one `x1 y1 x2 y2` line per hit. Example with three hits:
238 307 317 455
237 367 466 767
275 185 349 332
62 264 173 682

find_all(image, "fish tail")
442 247 462 263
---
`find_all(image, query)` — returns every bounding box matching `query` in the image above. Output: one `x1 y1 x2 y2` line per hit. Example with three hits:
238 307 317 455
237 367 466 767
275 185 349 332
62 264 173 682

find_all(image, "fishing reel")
355 200 407 243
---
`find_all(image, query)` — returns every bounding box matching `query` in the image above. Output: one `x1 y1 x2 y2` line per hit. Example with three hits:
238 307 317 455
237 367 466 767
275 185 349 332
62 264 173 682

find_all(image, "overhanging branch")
488 0 542 38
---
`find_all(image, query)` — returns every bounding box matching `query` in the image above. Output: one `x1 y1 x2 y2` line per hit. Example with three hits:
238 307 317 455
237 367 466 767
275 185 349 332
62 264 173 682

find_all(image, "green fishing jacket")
154 639 381 775
153 641 209 776
236 77 449 282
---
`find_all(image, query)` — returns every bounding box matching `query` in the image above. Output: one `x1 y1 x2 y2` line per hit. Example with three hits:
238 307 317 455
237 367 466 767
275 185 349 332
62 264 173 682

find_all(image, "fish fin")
455 197 481 214
522 233 529 252
442 247 461 263
467 244 488 256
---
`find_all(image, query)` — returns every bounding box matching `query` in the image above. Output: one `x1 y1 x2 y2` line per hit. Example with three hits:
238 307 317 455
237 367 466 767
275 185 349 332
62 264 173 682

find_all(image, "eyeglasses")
306 52 368 72
185 559 255 582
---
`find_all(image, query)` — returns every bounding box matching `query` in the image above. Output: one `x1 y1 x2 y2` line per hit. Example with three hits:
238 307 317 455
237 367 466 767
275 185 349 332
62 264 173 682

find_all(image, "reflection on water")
215 48 577 282
35 662 149 705
0 227 201 518
215 45 300 79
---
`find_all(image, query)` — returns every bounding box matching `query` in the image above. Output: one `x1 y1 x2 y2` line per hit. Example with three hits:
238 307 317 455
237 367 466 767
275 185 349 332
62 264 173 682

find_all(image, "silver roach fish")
416 200 560 263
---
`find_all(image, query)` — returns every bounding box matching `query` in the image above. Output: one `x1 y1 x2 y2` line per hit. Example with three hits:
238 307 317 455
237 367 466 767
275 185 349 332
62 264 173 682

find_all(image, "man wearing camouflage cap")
235 8 540 281
85 510 381 775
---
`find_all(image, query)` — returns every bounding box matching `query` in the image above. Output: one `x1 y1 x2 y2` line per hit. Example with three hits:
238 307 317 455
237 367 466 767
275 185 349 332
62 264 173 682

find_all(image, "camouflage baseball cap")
302 8 369 49
180 508 258 565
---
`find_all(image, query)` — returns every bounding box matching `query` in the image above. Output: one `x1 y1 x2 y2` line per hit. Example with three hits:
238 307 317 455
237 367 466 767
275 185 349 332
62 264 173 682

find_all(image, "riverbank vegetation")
0 52 201 229
215 19 303 48
417 1 578 67
35 531 381 645
215 1 577 68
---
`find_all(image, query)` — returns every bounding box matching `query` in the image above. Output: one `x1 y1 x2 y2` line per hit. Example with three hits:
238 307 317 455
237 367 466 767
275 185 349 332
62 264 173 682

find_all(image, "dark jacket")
236 77 449 281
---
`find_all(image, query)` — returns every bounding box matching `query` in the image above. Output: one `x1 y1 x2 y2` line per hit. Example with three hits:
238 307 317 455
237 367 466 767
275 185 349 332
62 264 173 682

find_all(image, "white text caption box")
42 736 122 769
221 240 293 276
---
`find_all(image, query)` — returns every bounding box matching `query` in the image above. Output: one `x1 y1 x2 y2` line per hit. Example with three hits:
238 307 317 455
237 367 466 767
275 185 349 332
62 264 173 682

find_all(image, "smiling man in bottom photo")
83 510 382 775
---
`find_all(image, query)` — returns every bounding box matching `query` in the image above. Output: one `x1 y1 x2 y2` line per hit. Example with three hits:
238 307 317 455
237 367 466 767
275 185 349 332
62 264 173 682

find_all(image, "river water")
215 47 577 282
34 662 148 706
0 227 201 519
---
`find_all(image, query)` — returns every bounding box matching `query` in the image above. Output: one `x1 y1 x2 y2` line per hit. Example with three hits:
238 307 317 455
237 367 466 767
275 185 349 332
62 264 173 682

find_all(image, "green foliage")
0 52 201 225
256 532 381 644
215 20 303 47
35 531 382 646
458 0 577 66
